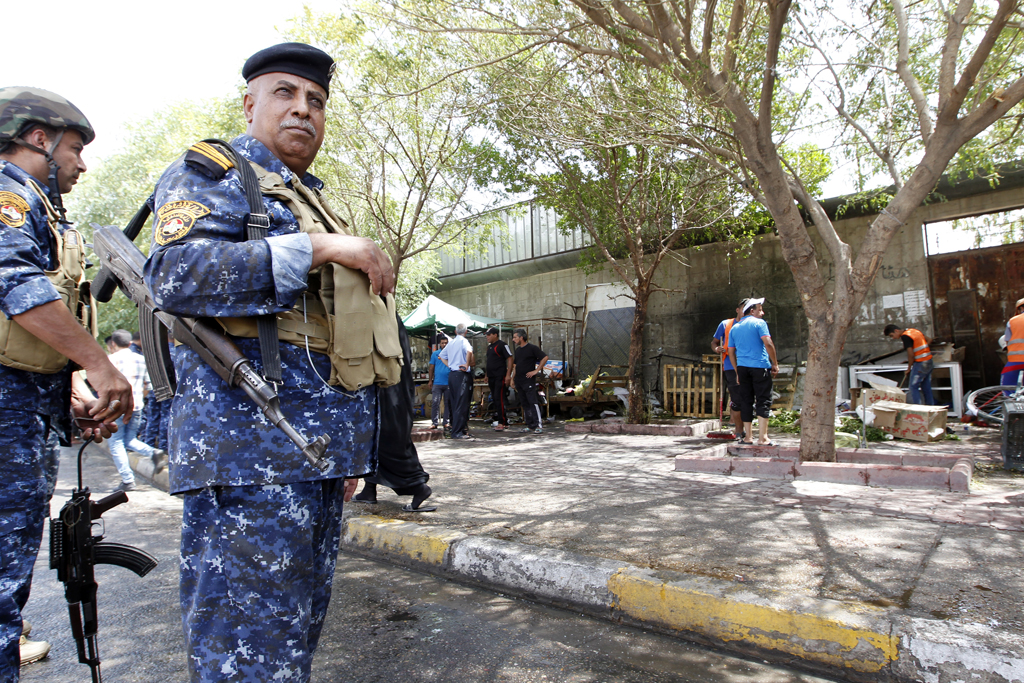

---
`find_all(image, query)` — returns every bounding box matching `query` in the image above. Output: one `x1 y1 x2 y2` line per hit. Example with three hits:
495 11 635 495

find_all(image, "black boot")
403 484 437 512
352 482 377 504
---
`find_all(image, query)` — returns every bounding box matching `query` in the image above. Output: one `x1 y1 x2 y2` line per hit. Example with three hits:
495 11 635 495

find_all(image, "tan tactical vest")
216 162 403 391
0 179 96 373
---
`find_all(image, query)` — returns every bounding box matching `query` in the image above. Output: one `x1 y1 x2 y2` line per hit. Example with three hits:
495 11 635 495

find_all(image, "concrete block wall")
437 184 1023 392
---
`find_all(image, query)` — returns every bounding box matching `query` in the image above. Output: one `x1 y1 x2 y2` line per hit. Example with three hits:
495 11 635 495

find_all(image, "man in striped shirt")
106 329 164 490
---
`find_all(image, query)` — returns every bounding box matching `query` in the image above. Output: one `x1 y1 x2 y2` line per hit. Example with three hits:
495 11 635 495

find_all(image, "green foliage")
769 410 803 434
286 6 496 307
836 417 887 442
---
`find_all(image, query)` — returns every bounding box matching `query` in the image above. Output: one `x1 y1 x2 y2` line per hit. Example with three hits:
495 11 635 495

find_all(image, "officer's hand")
308 234 396 296
83 361 134 424
71 400 118 443
343 478 359 502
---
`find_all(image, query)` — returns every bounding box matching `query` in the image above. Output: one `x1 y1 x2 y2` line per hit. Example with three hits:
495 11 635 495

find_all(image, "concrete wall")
434 184 1024 390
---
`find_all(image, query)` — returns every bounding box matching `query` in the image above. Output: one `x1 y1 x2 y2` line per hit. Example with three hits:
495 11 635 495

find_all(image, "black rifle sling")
203 139 283 383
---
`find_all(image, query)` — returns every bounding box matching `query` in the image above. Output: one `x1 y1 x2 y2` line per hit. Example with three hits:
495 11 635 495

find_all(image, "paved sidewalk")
338 420 1024 683
126 418 1024 681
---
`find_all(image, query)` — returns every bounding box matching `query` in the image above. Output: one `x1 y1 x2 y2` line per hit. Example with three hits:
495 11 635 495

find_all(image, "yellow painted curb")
345 515 465 566
608 570 898 673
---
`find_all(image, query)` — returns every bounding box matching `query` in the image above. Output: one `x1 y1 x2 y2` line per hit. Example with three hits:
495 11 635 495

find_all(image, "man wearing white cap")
727 298 779 445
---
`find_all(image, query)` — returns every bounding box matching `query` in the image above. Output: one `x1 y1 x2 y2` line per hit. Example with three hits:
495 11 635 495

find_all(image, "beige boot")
19 635 50 666
20 620 30 636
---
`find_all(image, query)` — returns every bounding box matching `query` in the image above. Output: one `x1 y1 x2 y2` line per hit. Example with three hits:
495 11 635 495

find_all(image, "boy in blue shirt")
428 334 452 430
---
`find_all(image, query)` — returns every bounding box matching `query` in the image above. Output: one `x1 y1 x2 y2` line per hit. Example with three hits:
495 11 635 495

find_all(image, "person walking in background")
712 298 749 439
884 324 935 405
105 329 166 490
485 327 513 431
1001 297 1024 388
727 298 779 445
428 333 452 432
511 328 548 434
439 323 474 439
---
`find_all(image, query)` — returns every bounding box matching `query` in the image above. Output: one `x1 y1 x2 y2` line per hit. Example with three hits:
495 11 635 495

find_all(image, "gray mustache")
280 118 316 135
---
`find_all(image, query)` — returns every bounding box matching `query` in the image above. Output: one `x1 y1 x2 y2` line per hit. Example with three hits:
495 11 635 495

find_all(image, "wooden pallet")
664 359 722 418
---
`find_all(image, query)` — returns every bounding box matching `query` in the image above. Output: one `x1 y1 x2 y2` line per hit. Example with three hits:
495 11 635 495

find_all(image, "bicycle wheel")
965 385 1018 425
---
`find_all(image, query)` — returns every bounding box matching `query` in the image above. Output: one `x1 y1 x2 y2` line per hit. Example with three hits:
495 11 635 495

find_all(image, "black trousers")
736 366 773 422
515 379 544 429
723 369 743 412
487 375 508 425
447 370 471 437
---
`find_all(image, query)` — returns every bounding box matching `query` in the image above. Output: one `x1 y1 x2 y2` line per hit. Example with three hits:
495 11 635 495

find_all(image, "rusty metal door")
946 289 986 386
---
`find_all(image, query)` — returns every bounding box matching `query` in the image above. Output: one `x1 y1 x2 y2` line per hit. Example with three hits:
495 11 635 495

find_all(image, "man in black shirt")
485 327 513 431
511 328 548 434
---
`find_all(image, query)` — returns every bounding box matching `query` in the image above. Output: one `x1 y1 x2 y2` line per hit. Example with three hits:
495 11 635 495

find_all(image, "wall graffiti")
880 266 911 280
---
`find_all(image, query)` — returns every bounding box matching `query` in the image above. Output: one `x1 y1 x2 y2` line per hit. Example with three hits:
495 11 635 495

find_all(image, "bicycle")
964 379 1024 426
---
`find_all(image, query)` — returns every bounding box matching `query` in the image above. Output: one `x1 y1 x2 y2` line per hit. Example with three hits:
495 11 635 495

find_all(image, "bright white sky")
4 0 342 164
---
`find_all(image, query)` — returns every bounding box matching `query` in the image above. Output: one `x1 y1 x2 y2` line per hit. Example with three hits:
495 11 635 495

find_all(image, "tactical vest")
905 328 932 363
1007 315 1024 364
215 161 403 391
720 318 734 364
0 179 95 373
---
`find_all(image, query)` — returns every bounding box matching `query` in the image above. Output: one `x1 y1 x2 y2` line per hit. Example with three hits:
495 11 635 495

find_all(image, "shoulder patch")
155 200 211 245
184 141 235 180
0 191 30 228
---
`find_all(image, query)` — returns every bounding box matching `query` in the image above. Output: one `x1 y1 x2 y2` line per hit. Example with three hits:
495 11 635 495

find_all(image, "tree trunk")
626 293 648 424
797 317 850 461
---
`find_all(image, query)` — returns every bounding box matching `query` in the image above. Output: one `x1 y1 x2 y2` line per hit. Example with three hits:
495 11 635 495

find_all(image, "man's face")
513 333 523 346
50 129 87 194
439 338 448 349
486 332 497 343
244 73 326 175
888 330 902 341
749 304 764 319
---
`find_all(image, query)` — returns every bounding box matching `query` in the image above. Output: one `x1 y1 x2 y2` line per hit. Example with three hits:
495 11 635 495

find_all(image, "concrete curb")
675 446 975 492
565 418 721 437
342 513 1024 682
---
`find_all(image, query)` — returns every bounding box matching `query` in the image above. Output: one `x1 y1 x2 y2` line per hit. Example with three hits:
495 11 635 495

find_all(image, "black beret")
242 42 335 95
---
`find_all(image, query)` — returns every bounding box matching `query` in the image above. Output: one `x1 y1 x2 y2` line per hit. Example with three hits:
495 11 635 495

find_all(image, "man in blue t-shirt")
428 334 452 430
727 298 779 445
712 298 750 438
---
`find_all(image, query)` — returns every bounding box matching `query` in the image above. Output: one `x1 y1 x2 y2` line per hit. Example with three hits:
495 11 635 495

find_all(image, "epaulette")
183 141 234 180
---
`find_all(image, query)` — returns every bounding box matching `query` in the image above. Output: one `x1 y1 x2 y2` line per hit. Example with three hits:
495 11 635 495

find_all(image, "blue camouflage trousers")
180 479 347 682
0 410 59 682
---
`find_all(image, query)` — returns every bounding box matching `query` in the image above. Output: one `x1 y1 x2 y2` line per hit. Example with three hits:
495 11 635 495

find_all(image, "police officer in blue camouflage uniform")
0 87 132 678
143 44 398 682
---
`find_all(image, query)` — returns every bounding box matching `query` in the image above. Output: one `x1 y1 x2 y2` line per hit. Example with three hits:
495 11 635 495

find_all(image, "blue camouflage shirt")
144 135 377 494
0 160 72 423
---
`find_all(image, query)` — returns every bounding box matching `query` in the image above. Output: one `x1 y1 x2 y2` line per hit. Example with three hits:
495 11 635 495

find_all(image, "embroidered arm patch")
184 141 235 180
155 200 211 245
0 191 30 228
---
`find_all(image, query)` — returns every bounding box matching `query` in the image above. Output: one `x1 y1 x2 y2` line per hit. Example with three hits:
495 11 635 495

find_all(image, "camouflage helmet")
0 86 95 146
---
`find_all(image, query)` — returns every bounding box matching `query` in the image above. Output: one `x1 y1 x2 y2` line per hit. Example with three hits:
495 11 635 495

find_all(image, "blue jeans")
108 409 154 483
431 385 451 427
908 359 935 405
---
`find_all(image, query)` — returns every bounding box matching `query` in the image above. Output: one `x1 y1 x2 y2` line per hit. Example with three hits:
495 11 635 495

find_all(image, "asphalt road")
20 444 837 683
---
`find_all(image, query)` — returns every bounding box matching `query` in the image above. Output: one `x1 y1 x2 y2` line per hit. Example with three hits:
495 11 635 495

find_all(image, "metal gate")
663 358 721 418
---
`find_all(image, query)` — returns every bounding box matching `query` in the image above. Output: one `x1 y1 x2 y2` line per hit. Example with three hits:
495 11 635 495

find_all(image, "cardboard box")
851 386 906 412
871 400 947 442
544 360 566 378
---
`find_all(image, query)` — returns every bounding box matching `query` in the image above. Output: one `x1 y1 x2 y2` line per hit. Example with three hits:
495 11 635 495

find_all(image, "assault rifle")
89 222 331 471
50 478 158 682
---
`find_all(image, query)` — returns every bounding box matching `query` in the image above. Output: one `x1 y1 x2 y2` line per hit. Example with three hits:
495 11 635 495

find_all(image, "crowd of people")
425 325 551 439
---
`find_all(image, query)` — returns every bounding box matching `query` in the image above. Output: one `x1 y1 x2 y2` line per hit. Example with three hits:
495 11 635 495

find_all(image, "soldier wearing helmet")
0 87 132 677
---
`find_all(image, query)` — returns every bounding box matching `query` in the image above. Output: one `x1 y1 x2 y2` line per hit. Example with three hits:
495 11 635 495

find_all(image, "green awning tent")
402 295 507 339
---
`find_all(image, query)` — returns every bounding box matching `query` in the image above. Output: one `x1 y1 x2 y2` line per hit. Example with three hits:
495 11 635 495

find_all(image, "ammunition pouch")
212 157 402 391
